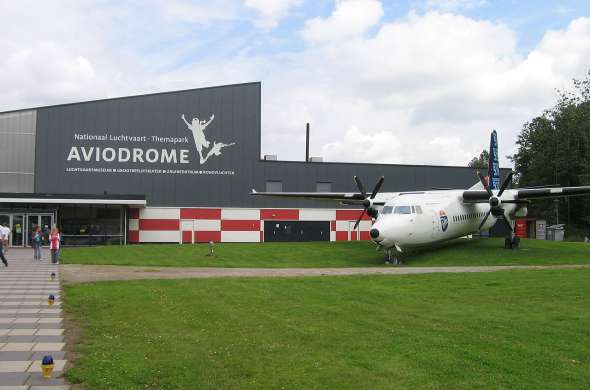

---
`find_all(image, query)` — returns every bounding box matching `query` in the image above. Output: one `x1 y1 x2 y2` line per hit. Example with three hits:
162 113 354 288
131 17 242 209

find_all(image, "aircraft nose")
370 228 380 239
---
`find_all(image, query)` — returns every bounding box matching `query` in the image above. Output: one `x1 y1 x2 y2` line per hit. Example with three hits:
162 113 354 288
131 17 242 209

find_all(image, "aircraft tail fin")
487 129 500 190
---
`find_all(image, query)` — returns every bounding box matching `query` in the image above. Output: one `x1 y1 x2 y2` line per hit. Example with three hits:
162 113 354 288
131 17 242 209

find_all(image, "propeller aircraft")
251 131 590 264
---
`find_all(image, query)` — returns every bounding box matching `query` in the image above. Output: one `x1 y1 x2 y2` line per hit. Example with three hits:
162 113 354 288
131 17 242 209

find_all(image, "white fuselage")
370 190 519 250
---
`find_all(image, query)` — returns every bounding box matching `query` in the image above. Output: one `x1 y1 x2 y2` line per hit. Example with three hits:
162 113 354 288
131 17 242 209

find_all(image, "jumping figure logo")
181 113 235 164
439 210 449 232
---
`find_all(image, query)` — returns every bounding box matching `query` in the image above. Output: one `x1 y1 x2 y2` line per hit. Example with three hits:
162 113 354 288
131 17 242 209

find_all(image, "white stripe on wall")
139 230 181 243
221 209 260 220
336 220 351 231
221 231 260 243
330 231 336 242
299 209 336 221
358 221 373 230
140 208 180 219
180 220 194 231
128 219 139 231
195 219 221 231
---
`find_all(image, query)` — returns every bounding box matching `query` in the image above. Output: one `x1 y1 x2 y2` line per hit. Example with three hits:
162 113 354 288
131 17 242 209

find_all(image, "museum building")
0 82 487 246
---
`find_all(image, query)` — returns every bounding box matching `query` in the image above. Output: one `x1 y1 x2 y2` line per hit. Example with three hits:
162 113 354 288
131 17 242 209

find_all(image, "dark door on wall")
264 221 330 242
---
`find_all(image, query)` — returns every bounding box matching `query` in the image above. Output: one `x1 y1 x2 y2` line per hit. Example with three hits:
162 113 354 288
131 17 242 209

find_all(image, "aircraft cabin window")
394 206 412 214
382 206 394 214
415 206 422 214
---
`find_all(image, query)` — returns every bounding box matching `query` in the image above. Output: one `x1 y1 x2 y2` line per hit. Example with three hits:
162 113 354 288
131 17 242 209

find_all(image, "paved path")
61 263 590 284
0 249 68 390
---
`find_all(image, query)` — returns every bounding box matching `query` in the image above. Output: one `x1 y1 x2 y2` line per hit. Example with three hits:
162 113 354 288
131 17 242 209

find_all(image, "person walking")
0 223 9 255
32 225 43 261
0 225 7 267
49 225 61 265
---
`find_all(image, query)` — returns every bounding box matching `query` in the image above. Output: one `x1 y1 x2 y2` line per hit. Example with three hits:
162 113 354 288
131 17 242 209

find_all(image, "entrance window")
59 205 124 246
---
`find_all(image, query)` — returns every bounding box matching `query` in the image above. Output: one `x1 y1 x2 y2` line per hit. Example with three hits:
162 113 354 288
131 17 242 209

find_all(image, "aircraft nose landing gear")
384 247 401 265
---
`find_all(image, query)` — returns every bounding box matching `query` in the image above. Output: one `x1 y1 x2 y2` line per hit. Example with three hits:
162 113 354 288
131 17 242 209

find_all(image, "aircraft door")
431 210 441 238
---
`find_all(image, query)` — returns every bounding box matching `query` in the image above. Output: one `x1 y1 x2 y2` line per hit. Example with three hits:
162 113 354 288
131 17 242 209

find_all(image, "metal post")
305 123 310 162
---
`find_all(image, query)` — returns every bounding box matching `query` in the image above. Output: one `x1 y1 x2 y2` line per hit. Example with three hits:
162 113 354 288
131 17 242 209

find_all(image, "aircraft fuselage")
370 190 519 250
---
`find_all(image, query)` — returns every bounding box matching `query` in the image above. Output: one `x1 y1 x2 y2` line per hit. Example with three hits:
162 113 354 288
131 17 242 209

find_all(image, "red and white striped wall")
128 207 373 243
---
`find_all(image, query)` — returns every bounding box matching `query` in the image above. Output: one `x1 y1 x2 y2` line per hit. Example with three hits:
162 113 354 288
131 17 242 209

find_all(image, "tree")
510 70 590 229
467 150 489 169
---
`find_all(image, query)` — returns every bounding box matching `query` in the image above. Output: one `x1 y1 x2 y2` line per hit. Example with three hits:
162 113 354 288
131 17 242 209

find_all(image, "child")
49 225 61 264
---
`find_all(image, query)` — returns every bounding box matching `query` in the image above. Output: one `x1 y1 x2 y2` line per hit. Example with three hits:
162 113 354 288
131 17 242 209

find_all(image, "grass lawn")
60 238 590 268
64 269 590 389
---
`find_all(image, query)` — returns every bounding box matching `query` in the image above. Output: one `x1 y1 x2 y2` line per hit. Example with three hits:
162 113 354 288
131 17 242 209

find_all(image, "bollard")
50 272 56 281
41 355 54 378
48 294 55 307
206 241 214 257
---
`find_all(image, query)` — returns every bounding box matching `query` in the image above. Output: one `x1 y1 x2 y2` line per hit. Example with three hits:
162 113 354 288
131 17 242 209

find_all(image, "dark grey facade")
0 82 486 208
0 82 507 245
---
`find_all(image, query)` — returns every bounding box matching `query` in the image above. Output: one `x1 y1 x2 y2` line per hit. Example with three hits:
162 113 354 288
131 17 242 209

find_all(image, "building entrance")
0 213 54 247
264 221 330 242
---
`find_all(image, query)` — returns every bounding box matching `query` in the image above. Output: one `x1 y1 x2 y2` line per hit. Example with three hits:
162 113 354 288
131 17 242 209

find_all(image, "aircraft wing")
462 186 590 203
514 186 590 200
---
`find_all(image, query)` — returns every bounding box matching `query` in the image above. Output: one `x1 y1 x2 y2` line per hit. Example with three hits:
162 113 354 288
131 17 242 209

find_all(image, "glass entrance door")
25 214 54 247
12 215 24 246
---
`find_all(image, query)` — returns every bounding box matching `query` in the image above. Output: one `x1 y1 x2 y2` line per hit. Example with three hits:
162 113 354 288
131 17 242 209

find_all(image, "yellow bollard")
48 294 55 307
42 355 54 378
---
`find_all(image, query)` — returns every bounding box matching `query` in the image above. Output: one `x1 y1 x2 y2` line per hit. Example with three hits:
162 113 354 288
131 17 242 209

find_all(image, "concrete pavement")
0 248 68 390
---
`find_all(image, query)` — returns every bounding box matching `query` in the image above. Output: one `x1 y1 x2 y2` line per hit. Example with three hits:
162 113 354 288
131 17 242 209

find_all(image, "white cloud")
301 0 383 42
425 0 488 12
259 12 590 167
1 1 590 171
245 0 303 29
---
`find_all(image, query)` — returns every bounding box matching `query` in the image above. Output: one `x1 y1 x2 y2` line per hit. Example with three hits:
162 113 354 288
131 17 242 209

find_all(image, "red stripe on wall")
139 219 180 231
129 208 140 219
180 208 221 220
195 231 221 243
351 231 357 241
331 221 336 231
260 209 299 220
182 231 193 243
359 231 370 241
221 220 261 231
336 210 371 221
335 231 348 241
128 230 139 243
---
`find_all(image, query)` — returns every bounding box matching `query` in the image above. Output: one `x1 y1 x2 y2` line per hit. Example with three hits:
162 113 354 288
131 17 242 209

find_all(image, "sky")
1 0 590 167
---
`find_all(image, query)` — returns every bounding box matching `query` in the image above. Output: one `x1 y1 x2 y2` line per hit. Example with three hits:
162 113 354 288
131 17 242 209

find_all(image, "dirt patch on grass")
61 263 590 284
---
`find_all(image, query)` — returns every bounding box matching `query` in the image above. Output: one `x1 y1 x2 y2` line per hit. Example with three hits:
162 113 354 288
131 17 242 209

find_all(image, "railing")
61 234 124 246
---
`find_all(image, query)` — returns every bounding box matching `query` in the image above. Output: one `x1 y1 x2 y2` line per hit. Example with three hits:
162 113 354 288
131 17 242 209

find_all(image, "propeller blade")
478 209 491 230
497 171 513 197
500 213 513 232
353 209 366 230
477 171 493 197
354 176 367 198
370 176 385 199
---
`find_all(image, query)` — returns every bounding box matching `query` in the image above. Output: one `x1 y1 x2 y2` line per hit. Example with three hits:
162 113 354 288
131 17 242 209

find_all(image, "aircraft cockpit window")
382 206 394 214
411 206 415 213
394 206 412 214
